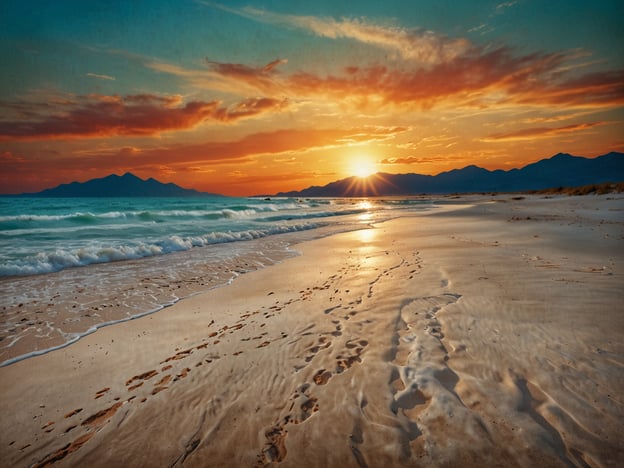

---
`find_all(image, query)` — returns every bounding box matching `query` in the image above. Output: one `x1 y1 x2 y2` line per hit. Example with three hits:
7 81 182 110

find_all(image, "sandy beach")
1 194 623 467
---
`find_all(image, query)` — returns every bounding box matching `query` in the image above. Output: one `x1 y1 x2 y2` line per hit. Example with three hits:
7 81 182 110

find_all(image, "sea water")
0 196 370 276
0 196 432 365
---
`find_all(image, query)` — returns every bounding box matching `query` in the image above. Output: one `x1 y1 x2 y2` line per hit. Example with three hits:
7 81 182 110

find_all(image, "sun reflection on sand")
357 227 376 243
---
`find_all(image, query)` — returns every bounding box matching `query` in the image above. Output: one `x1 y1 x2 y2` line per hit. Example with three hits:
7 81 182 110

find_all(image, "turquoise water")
0 196 376 276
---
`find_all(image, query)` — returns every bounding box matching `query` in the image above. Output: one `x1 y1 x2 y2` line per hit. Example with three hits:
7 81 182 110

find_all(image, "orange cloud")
0 150 29 168
200 47 623 112
0 126 402 184
380 156 449 165
480 121 607 142
203 58 288 93
2 126 399 195
0 94 289 141
215 97 289 121
285 48 563 106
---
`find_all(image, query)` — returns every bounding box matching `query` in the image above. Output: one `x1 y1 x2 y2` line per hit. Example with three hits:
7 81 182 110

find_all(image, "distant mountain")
19 173 219 197
274 152 624 197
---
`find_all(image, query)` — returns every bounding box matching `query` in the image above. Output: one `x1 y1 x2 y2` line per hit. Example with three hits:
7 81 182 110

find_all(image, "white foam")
0 222 321 276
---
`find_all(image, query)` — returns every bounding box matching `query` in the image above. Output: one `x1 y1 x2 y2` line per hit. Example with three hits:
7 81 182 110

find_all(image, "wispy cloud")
2 125 406 174
1 150 27 163
468 24 487 33
203 2 470 64
480 121 607 142
379 155 450 165
496 1 518 11
86 72 116 81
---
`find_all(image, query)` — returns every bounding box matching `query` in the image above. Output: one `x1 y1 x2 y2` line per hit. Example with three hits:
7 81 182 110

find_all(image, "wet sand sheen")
0 195 623 467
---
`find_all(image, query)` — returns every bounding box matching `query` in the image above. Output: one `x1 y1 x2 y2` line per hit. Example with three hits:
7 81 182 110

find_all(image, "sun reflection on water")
357 199 373 222
358 212 372 222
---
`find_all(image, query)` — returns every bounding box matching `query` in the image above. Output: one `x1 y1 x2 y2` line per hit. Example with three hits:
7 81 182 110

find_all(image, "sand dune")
1 195 622 467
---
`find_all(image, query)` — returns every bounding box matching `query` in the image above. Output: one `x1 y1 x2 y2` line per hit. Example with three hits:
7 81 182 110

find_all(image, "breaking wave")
0 222 321 276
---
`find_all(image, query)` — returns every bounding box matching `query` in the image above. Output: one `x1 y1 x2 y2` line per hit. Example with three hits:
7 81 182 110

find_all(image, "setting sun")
350 157 377 178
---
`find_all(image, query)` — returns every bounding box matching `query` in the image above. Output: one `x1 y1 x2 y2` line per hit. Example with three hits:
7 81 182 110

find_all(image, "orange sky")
1 1 623 195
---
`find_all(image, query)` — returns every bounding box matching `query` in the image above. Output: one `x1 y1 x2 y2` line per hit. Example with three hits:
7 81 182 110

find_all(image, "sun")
350 157 377 178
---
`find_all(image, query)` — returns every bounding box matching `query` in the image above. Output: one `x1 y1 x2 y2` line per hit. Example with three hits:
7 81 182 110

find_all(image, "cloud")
289 47 552 105
496 1 517 11
1 150 27 163
338 125 410 143
223 170 337 187
215 97 289 122
0 126 404 180
283 47 624 110
204 59 283 79
86 72 116 81
205 2 470 64
513 70 624 108
0 94 289 140
0 94 217 140
203 58 288 93
143 27 624 114
468 24 487 33
519 111 594 124
480 121 607 142
379 156 449 165
262 58 289 72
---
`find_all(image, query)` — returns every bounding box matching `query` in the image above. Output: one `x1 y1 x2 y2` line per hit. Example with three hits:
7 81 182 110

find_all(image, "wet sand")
1 194 623 467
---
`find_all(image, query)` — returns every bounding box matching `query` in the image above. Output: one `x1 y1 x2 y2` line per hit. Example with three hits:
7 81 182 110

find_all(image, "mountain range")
17 172 216 197
8 152 624 197
273 152 624 197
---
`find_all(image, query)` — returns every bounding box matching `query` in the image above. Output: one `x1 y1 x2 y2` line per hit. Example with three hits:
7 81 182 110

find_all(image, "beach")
1 194 623 467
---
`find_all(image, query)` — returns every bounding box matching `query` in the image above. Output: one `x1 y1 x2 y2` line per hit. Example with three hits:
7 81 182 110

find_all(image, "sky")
1 0 623 196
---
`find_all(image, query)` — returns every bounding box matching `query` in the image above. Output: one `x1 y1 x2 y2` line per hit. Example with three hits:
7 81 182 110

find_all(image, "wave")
260 208 367 222
0 212 102 223
0 204 308 225
0 222 322 276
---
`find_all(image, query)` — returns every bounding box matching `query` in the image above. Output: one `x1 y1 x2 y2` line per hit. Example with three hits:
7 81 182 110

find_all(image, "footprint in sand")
335 339 368 374
125 370 158 387
258 426 288 466
64 408 83 419
313 369 332 385
303 335 332 363
35 400 129 467
94 387 110 399
151 374 172 395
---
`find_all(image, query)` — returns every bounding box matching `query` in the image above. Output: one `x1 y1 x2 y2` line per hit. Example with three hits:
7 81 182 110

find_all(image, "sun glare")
350 157 377 178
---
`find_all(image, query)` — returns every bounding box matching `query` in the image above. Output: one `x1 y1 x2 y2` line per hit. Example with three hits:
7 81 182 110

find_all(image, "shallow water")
0 197 434 366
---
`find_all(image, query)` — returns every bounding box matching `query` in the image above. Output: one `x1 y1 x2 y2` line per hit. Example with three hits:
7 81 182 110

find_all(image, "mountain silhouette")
274 152 624 197
20 173 218 197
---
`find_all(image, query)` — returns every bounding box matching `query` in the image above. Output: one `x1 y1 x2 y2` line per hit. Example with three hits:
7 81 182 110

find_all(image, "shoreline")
1 194 622 467
0 198 438 367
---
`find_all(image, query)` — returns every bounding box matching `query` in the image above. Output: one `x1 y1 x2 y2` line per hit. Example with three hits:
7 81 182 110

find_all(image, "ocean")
0 196 433 365
0 196 373 276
